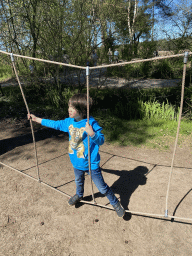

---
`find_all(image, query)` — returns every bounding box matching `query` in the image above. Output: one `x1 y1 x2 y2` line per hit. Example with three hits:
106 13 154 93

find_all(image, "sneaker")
68 194 83 206
113 201 125 218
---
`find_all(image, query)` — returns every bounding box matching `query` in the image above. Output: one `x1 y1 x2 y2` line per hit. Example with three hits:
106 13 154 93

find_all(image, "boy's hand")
85 122 95 137
27 114 42 124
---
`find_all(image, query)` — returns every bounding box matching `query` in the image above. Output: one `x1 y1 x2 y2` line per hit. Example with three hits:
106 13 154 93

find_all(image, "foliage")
0 62 12 80
161 0 192 49
151 60 174 79
0 0 190 95
0 0 172 65
46 87 75 109
1 83 192 150
90 86 184 121
106 57 182 80
139 41 157 59
138 100 179 121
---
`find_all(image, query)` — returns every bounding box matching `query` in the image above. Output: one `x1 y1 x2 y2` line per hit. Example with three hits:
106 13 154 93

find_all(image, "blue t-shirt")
41 117 104 170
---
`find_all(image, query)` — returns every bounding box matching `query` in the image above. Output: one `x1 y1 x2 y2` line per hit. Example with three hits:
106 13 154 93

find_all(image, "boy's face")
68 104 79 119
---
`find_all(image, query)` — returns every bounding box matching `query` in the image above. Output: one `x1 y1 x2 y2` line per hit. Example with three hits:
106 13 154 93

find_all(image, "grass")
95 113 192 151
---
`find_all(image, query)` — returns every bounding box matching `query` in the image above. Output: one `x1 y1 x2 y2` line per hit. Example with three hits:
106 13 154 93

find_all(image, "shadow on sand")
0 128 65 156
77 166 148 221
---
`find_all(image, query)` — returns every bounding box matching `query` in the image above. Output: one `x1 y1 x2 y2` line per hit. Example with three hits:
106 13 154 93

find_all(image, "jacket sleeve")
41 118 69 133
90 120 105 146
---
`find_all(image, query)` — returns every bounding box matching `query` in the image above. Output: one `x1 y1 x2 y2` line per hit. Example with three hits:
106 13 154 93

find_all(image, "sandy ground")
1 118 192 256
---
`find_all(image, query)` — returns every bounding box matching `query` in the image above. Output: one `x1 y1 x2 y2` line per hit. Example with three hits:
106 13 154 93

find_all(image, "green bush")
46 86 75 109
151 60 174 79
141 62 152 78
0 63 12 80
91 86 185 121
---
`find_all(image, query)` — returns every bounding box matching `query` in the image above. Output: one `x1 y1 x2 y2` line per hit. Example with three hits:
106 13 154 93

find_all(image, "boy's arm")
85 122 104 146
27 114 69 132
27 114 42 124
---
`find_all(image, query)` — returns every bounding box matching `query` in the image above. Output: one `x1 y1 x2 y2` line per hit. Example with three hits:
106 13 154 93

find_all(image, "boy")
28 94 125 217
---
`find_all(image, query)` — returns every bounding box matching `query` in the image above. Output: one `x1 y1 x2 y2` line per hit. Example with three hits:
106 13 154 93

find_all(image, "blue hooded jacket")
41 117 104 170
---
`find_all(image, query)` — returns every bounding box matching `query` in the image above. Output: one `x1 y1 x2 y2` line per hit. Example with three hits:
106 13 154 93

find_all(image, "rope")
1 49 191 221
86 66 96 204
10 53 41 182
0 49 191 70
1 160 192 223
0 161 70 198
89 52 192 69
165 52 188 217
0 50 86 69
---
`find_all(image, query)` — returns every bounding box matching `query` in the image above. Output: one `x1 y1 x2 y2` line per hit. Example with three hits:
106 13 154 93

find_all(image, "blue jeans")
73 167 118 206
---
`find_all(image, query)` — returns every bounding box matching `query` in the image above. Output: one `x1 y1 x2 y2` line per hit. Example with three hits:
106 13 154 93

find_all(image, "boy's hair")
69 94 93 119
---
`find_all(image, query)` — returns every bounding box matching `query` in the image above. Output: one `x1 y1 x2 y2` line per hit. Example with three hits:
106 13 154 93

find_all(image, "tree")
156 0 192 51
109 0 152 58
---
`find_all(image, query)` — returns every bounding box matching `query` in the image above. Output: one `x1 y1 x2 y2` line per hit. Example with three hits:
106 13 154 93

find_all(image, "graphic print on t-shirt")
68 125 85 158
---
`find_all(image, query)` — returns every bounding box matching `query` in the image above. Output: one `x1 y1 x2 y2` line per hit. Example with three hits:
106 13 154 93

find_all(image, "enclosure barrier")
0 49 192 222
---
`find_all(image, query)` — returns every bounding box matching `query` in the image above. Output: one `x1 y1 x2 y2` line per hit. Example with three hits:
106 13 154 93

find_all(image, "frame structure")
0 49 192 222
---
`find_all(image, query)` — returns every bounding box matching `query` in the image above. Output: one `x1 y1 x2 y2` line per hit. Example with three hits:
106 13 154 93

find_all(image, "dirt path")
0 119 192 256
1 72 181 90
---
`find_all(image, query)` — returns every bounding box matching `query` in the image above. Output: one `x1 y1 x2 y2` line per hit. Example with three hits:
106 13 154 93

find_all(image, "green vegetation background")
0 55 192 151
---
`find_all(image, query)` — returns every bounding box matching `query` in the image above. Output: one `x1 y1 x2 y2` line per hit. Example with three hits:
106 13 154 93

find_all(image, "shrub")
0 63 12 80
151 60 174 79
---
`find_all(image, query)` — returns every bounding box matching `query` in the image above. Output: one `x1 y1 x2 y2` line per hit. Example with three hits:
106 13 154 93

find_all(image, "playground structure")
0 49 192 222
